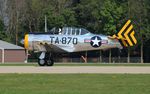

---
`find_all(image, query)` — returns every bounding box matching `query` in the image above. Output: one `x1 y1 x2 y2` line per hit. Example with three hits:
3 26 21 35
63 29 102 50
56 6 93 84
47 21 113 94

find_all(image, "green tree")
37 0 77 29
100 0 126 35
0 18 3 31
0 18 10 42
75 0 104 33
128 0 150 63
75 0 126 34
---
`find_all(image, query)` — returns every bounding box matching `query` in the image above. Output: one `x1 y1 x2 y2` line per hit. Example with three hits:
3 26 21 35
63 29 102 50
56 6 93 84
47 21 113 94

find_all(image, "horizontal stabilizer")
110 20 137 47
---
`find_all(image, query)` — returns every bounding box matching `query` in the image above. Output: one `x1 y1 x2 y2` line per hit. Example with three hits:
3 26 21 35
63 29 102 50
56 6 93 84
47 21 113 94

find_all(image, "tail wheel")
38 59 46 66
46 57 54 66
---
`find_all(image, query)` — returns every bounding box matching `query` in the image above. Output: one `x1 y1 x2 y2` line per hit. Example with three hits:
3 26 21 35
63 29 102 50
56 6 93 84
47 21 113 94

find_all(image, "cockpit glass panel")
60 27 90 35
72 28 76 35
75 29 80 35
68 27 71 35
81 28 89 35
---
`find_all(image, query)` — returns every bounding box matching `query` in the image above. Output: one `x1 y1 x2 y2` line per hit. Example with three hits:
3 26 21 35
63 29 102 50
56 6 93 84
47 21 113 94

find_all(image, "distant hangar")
0 40 26 63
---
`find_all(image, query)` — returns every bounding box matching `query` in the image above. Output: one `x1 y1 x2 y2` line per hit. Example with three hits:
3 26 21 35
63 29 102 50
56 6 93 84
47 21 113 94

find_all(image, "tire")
46 58 54 66
38 59 46 66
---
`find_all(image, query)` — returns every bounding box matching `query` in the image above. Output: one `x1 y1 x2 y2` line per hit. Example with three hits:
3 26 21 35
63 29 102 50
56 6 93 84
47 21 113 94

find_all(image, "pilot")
59 28 62 35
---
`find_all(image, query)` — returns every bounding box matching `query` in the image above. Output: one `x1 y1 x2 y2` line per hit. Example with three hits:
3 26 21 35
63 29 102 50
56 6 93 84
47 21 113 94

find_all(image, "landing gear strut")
38 52 54 66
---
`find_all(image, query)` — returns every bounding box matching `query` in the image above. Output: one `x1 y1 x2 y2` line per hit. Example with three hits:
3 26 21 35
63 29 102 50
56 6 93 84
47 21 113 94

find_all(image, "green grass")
0 63 150 66
0 74 149 94
0 63 37 66
54 63 150 66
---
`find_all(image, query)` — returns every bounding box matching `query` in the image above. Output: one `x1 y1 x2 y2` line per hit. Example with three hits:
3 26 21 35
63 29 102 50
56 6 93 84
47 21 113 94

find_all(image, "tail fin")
110 20 137 47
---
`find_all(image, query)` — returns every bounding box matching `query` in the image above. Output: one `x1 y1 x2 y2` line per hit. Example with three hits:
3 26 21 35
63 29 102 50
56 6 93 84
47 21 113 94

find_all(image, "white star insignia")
92 37 100 46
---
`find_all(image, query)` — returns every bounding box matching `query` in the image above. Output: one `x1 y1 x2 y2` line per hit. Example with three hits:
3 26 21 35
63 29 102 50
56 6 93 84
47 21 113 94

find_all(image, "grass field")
54 63 150 66
0 74 149 94
0 63 150 66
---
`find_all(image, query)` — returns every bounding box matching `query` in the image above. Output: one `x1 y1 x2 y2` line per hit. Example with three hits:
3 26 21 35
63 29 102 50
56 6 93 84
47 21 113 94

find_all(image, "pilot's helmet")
59 28 62 34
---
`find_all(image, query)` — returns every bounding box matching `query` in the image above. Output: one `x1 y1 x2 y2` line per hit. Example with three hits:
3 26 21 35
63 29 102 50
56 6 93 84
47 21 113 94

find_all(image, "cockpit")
50 27 90 35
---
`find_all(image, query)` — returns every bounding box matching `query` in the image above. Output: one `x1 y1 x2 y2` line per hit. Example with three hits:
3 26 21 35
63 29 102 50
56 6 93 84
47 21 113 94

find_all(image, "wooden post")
118 49 121 63
85 51 87 63
25 49 28 63
0 47 4 63
141 39 144 63
140 14 144 63
70 53 73 63
109 49 111 63
16 11 19 45
127 48 130 63
99 50 102 63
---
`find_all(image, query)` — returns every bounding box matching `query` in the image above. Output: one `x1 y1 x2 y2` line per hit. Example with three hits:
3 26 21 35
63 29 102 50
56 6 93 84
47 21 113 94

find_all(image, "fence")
51 57 141 63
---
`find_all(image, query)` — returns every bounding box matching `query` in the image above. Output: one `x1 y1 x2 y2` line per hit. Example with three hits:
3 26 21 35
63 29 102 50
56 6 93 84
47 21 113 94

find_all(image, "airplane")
21 20 137 66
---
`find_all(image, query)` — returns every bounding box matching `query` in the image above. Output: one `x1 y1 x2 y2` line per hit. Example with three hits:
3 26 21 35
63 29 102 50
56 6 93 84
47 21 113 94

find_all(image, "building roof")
0 40 24 50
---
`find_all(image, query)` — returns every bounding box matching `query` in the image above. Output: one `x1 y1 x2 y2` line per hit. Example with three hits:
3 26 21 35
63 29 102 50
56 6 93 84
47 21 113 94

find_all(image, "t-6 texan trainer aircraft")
22 20 137 66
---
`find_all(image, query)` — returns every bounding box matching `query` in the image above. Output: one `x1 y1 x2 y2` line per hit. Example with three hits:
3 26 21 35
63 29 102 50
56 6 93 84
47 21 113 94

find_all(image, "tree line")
0 0 150 62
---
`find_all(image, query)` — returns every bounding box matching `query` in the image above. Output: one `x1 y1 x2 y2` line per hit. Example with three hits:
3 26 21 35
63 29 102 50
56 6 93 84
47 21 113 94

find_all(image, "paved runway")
0 66 150 74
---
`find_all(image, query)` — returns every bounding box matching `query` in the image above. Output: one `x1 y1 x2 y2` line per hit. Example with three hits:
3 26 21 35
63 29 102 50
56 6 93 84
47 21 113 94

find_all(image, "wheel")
38 59 46 66
46 58 54 66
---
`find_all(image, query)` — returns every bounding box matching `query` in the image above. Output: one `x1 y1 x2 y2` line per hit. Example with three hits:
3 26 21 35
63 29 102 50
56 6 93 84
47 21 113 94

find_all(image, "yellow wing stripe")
109 20 137 47
130 31 137 44
118 20 131 38
124 25 133 46
121 39 128 47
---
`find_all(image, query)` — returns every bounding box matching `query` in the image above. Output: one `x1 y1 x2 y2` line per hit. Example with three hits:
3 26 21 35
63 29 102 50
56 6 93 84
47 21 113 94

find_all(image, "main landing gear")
38 52 54 66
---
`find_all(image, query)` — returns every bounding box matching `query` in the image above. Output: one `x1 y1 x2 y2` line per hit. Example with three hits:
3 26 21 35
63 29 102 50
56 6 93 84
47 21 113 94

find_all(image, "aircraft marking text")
49 36 78 44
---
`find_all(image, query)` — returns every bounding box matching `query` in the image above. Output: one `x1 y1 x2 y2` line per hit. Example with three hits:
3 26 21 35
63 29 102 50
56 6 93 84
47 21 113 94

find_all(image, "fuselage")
24 33 122 53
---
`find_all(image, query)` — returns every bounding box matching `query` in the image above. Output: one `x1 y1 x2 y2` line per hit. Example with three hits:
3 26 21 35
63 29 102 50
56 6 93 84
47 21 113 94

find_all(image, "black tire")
46 58 54 66
38 59 46 66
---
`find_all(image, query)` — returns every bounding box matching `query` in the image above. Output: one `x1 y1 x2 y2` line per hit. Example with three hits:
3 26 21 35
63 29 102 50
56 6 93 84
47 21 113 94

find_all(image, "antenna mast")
45 15 47 32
